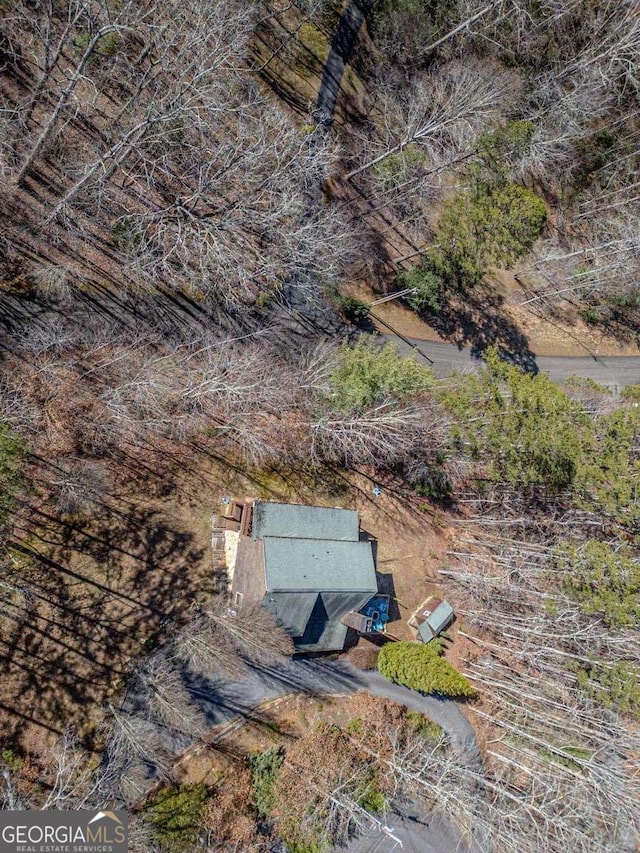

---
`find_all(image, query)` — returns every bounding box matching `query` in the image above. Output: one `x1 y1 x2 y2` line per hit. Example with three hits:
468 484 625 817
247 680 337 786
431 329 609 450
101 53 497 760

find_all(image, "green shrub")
575 660 640 717
578 406 640 522
574 129 618 189
582 306 601 325
357 768 386 814
145 783 208 853
335 295 370 325
621 384 640 401
1 748 24 772
0 419 24 530
248 747 284 819
331 339 434 412
563 376 611 396
72 31 91 57
285 840 325 853
378 640 475 698
111 217 142 257
431 183 547 287
97 31 121 56
72 30 121 58
556 540 640 629
396 266 443 313
414 467 452 501
373 148 427 189
477 120 536 178
405 710 443 741
441 348 640 519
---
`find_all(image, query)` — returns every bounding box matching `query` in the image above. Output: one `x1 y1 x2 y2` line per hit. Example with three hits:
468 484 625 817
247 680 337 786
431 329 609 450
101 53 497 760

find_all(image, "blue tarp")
360 595 390 632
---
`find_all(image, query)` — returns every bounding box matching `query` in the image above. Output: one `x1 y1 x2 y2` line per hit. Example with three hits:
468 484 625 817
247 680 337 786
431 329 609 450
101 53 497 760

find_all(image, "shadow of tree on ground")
425 286 538 374
1 481 211 749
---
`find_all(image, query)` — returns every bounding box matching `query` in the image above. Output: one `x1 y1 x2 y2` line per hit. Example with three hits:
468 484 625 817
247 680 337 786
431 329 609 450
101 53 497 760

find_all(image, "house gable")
263 590 375 652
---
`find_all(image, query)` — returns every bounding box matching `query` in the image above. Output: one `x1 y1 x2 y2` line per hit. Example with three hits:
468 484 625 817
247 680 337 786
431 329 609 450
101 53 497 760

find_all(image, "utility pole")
368 288 418 306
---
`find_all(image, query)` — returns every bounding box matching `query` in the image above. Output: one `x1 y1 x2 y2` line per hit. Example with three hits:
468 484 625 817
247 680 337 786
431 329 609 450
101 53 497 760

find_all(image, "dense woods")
1 0 639 851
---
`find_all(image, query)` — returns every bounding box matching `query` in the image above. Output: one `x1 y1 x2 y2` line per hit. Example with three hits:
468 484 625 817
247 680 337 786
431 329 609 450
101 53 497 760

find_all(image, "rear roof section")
252 501 360 541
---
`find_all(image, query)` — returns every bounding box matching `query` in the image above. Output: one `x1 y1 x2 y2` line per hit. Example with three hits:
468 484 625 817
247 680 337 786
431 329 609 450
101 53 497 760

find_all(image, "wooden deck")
230 535 265 606
211 514 229 593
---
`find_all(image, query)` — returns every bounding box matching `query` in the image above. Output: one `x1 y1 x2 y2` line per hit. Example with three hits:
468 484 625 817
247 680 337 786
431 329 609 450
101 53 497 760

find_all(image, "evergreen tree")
441 347 591 491
430 183 547 287
378 640 475 699
0 419 24 532
331 339 434 412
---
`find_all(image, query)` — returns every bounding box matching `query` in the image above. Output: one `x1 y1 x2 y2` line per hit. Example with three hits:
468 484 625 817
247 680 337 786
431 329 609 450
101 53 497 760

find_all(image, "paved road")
312 0 640 395
385 335 640 391
181 657 481 853
341 808 472 853
187 657 478 765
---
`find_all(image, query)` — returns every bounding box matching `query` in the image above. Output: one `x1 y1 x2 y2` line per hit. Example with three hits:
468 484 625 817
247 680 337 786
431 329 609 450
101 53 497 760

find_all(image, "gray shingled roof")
263 537 377 593
248 500 377 652
252 501 359 542
263 591 318 637
297 621 349 653
263 590 374 652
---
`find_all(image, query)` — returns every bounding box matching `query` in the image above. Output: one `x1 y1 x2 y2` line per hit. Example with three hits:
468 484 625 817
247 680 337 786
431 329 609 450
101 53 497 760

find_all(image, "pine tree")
378 640 475 699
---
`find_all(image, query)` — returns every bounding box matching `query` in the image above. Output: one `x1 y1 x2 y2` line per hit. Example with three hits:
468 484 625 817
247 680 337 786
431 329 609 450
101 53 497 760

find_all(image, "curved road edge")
186 657 483 853
191 657 479 762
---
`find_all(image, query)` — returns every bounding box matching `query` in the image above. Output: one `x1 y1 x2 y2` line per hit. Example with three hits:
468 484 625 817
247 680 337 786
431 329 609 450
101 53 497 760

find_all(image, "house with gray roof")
228 500 378 652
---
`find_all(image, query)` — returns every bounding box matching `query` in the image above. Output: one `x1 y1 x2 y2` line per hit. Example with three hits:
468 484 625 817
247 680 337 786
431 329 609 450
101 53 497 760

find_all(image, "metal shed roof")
263 537 377 593
252 501 359 542
418 600 455 642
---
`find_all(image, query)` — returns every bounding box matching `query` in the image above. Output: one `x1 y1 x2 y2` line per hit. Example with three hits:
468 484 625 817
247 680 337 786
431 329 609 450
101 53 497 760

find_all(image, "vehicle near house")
224 499 388 652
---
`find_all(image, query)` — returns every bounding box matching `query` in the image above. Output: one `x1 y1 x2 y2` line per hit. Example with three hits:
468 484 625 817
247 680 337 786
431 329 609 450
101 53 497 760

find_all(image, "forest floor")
4 450 461 760
176 689 459 787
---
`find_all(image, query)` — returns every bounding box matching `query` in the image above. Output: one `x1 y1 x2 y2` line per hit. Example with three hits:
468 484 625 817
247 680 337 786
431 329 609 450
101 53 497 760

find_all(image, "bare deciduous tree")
133 654 206 738
206 601 294 664
100 704 173 803
2 0 353 305
274 724 390 848
49 458 112 517
435 528 640 852
1 729 112 811
346 61 512 180
309 401 449 469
